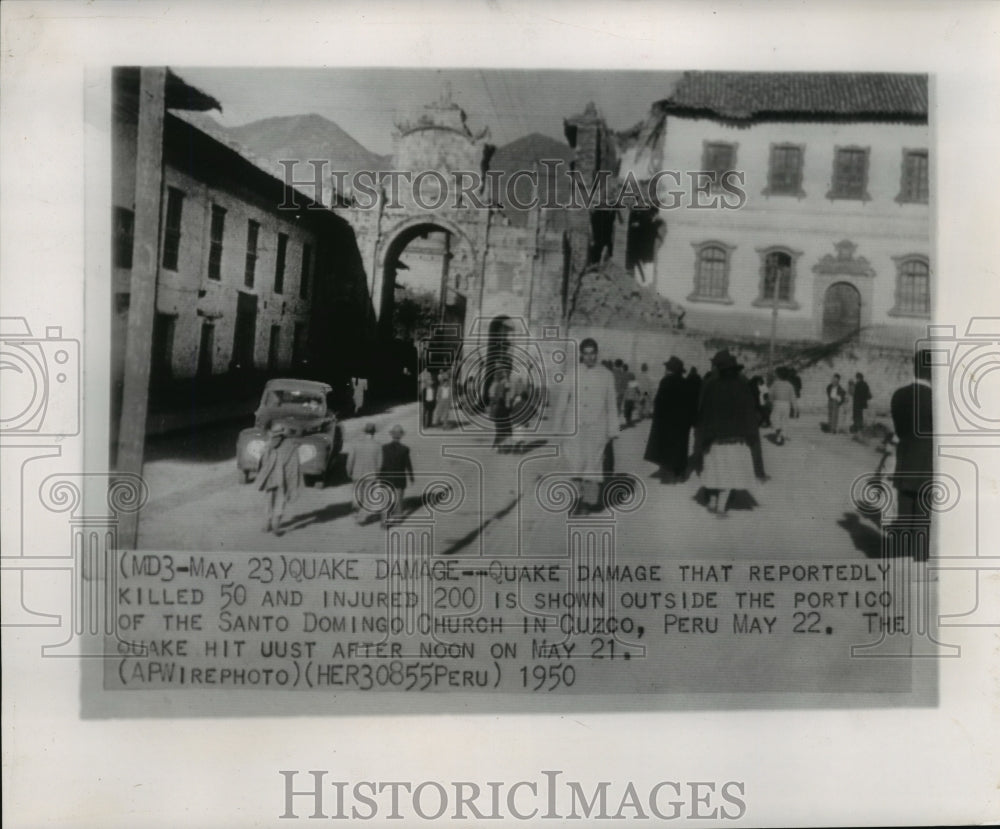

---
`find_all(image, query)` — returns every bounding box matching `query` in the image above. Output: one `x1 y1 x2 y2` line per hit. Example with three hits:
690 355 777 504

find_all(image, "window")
892 256 930 316
162 187 184 270
274 233 288 294
197 320 215 378
828 146 870 201
267 325 282 371
898 149 929 203
756 248 801 307
151 312 176 380
690 243 732 302
299 243 312 299
292 322 307 367
765 144 804 196
208 204 226 281
244 219 260 288
700 141 737 190
113 206 134 269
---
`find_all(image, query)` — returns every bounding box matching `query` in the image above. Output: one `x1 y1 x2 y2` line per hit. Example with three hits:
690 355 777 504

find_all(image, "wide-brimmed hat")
363 423 377 435
664 355 684 373
710 349 741 371
389 424 405 438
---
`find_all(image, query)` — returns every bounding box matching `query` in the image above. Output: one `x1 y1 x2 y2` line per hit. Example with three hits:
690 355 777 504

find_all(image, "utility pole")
767 283 779 379
117 67 167 549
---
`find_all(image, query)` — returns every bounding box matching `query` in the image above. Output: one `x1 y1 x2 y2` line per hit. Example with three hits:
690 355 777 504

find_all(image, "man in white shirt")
556 338 623 512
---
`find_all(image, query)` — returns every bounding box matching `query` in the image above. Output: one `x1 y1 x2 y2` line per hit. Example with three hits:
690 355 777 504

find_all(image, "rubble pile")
569 260 682 329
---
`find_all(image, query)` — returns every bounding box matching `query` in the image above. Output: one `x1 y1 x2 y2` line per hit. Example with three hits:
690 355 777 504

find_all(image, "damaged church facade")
339 94 673 345
343 72 930 353
619 71 931 348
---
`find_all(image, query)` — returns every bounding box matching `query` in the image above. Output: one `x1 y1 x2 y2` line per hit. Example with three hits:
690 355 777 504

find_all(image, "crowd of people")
259 337 930 546
557 341 886 520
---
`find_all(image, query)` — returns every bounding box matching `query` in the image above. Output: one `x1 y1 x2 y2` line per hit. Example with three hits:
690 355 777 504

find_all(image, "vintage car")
236 379 343 487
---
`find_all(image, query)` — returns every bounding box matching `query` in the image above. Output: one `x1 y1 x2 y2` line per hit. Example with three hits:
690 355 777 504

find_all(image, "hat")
710 349 741 371
389 424 405 438
363 423 377 435
664 355 684 373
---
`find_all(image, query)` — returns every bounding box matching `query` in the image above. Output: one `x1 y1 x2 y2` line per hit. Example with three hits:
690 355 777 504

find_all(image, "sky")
175 67 681 154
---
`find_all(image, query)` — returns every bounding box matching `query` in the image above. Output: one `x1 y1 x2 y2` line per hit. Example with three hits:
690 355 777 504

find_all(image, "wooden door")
822 281 861 341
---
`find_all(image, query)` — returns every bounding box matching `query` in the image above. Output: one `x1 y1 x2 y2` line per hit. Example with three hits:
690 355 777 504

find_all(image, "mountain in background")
172 111 390 180
488 131 574 226
224 113 392 175
172 113 576 217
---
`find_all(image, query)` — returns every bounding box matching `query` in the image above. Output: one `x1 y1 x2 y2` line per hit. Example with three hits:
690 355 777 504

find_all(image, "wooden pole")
117 67 167 549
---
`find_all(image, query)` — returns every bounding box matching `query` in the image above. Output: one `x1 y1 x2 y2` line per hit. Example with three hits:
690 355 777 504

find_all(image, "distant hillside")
225 113 391 176
170 111 390 204
489 132 574 226
169 114 577 216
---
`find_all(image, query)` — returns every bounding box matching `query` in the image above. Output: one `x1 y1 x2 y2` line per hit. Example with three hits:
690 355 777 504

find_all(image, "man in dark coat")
644 356 692 482
851 372 872 433
890 351 933 547
380 424 415 525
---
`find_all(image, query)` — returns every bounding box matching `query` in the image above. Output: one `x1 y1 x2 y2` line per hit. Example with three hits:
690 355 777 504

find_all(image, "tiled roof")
663 72 928 121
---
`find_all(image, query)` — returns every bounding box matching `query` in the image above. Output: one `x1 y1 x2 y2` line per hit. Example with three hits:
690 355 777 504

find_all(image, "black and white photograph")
104 65 943 698
2 2 999 827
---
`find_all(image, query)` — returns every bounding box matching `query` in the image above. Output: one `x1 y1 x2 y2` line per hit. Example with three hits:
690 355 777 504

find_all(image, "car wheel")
312 475 325 490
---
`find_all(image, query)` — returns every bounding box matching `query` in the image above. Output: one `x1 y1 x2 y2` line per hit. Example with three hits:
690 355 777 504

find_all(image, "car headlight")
246 439 267 461
298 443 318 463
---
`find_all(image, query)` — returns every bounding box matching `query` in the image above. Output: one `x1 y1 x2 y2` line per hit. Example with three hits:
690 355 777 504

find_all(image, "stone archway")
822 281 862 341
374 216 479 340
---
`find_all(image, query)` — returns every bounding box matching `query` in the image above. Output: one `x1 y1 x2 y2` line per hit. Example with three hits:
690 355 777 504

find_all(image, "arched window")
893 256 930 316
691 243 731 301
761 250 794 302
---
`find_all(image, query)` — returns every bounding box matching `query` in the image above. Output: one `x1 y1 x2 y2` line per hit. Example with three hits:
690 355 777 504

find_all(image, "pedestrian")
787 368 802 418
256 423 303 536
826 373 847 434
419 366 436 430
433 369 455 428
644 356 691 482
556 337 621 512
637 362 656 420
851 372 872 433
612 358 628 415
769 367 796 445
380 424 414 526
347 423 382 524
488 369 513 452
697 350 759 517
750 376 771 428
686 366 704 473
351 375 368 415
890 351 933 552
623 368 640 425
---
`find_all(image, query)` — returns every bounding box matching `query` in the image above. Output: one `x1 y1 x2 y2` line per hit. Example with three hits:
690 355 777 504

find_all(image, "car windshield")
265 389 326 412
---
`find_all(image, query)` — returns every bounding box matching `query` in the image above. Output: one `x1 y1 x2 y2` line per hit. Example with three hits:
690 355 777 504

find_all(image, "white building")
622 72 930 348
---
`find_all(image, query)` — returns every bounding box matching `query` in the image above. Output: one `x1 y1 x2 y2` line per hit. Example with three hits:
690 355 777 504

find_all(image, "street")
138 404 888 561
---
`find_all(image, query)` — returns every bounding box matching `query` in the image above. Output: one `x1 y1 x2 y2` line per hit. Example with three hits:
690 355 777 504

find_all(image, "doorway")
822 281 861 341
232 291 258 372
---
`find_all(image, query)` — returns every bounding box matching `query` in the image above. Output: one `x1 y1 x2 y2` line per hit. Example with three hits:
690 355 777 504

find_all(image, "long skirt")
700 440 756 491
772 400 791 430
